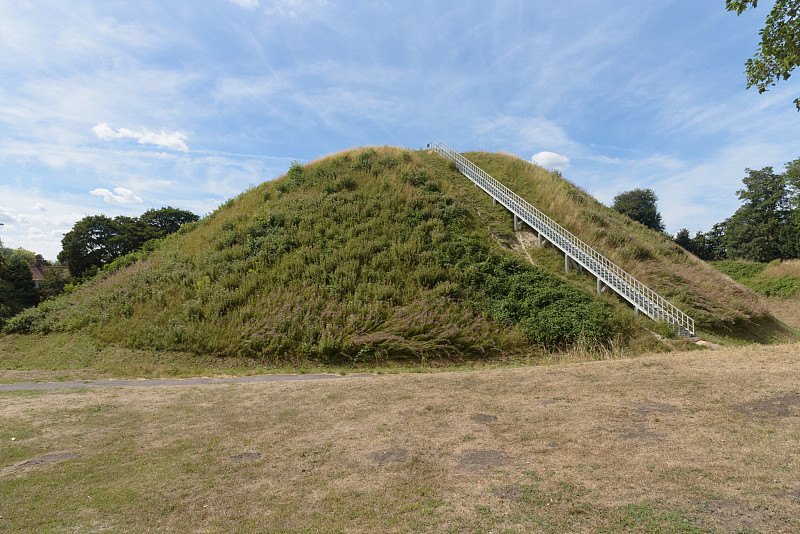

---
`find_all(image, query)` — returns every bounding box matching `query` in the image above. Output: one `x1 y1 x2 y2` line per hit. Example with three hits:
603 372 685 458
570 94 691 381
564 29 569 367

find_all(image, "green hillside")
4 147 787 364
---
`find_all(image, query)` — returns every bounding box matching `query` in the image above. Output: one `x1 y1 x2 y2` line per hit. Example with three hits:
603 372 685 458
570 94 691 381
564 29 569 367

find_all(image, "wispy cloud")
263 0 330 17
89 187 143 204
92 123 189 152
474 116 581 156
228 0 260 9
0 188 90 260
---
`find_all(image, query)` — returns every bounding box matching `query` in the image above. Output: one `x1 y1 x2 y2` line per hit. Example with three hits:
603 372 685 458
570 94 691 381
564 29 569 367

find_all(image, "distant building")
30 255 68 289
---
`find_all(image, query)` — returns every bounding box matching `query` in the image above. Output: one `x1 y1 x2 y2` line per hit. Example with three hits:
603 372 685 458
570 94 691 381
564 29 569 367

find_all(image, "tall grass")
4 147 776 361
5 147 634 362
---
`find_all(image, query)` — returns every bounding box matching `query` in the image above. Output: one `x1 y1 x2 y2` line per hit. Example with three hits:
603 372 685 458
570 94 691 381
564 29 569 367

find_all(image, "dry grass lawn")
2 343 800 533
770 298 800 330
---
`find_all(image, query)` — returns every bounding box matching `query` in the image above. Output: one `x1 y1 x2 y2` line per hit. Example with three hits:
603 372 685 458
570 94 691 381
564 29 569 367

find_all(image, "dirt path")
0 373 373 392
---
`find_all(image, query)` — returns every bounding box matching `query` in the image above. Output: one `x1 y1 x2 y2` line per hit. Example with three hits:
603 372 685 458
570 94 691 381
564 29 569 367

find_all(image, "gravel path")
0 373 373 392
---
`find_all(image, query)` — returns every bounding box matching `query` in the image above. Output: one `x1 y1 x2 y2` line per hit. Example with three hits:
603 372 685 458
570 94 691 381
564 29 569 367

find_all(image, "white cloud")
92 123 189 152
264 0 329 17
89 187 143 204
214 76 287 101
229 0 260 8
531 151 570 172
0 189 90 260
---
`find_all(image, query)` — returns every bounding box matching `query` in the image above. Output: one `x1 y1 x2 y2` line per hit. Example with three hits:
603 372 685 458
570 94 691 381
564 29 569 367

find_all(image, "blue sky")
1 0 799 260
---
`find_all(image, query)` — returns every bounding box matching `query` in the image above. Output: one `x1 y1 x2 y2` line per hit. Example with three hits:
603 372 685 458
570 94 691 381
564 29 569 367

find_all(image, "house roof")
30 263 68 282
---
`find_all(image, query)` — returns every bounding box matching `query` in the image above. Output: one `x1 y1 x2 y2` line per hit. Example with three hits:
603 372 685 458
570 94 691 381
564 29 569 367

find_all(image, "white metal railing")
430 142 694 335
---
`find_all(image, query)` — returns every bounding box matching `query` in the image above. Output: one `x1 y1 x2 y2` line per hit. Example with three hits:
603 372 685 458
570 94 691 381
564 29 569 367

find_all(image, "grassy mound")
4 147 784 364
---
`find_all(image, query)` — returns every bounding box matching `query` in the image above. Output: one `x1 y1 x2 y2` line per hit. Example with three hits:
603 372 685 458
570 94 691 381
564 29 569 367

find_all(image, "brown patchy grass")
764 263 800 331
768 289 800 331
763 259 800 280
2 343 800 532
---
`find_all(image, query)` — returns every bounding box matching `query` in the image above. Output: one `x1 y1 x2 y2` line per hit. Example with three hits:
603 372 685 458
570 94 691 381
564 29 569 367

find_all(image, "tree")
674 228 695 254
59 215 120 277
58 208 199 278
724 166 792 261
690 221 729 261
0 255 37 326
140 206 199 235
38 267 69 301
781 157 800 256
611 188 666 232
107 216 161 257
727 0 800 111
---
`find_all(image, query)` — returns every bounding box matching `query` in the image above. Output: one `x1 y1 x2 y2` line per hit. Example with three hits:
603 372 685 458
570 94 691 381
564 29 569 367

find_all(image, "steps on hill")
429 142 695 336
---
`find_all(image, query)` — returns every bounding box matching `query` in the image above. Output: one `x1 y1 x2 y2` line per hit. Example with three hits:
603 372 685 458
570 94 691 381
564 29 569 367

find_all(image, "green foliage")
673 229 694 254
681 156 800 262
457 151 768 332
0 247 36 265
10 146 777 357
712 260 799 298
38 268 69 301
59 215 140 277
351 148 376 171
400 168 430 187
690 222 729 261
0 255 38 328
58 208 199 277
724 165 793 261
276 161 308 193
750 276 798 298
727 0 800 111
712 259 767 280
611 188 665 232
440 235 621 347
139 206 199 234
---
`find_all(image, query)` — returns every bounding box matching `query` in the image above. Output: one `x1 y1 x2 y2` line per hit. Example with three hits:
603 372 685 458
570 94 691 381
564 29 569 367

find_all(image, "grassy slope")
711 259 799 299
2 147 791 369
710 259 800 334
463 152 773 333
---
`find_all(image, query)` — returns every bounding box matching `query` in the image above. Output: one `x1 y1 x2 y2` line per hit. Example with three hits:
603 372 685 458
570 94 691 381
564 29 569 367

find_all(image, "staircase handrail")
430 142 694 335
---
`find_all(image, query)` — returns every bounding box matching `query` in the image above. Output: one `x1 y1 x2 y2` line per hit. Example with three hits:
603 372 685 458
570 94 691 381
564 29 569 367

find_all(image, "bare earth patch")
470 413 498 423
695 498 777 532
733 392 800 417
230 453 262 463
491 484 524 501
457 449 508 470
4 452 80 474
365 448 408 466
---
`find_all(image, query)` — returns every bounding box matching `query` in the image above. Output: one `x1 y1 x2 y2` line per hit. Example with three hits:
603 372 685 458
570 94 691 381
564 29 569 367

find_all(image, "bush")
3 302 52 334
440 235 619 348
750 276 798 298
276 161 308 193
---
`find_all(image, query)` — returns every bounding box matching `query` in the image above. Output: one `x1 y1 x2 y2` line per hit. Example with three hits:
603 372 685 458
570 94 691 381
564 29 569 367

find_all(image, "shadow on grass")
704 314 800 345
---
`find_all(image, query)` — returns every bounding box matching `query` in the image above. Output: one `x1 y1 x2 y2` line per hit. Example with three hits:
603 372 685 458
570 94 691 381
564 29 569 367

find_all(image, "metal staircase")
429 142 695 336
